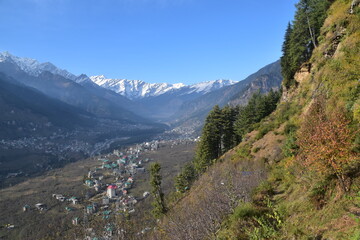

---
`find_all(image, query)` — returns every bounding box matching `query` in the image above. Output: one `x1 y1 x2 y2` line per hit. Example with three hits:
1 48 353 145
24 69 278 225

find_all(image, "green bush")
282 133 299 158
232 202 260 219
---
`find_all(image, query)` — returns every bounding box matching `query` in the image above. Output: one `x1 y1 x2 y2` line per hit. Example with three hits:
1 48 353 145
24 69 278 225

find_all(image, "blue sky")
0 0 297 85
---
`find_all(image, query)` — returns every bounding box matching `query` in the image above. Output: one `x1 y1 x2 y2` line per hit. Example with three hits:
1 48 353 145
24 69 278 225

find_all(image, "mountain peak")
0 51 77 81
89 75 185 100
89 76 235 100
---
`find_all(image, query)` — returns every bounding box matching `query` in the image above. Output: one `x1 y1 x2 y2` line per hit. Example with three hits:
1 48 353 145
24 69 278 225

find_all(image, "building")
72 217 80 225
103 197 110 205
23 205 31 212
35 203 47 211
107 185 117 198
70 197 79 205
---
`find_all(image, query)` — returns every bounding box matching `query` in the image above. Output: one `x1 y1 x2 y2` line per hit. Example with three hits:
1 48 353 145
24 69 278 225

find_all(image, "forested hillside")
151 0 360 239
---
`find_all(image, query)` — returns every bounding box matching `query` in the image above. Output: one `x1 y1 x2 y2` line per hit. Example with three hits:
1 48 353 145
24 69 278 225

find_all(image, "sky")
0 0 298 85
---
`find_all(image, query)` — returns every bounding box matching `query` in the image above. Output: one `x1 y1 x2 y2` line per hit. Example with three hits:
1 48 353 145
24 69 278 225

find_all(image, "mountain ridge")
90 75 237 100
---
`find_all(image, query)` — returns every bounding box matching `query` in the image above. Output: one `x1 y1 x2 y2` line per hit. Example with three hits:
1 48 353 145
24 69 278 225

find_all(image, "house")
35 203 47 211
70 197 79 205
107 185 117 198
85 180 94 187
72 217 80 225
23 205 31 212
113 149 120 156
103 197 110 205
86 205 94 214
54 194 66 202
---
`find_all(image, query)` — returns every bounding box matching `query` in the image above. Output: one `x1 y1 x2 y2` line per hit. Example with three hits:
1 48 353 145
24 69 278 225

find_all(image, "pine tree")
281 22 294 88
280 0 331 88
221 106 237 153
150 162 166 218
175 162 196 193
194 105 223 174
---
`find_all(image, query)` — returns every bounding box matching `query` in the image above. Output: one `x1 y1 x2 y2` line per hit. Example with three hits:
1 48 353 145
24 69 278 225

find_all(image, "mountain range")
0 51 283 136
90 75 236 100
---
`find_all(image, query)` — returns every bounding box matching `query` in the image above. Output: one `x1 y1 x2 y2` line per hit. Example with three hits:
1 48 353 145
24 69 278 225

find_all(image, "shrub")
296 97 358 191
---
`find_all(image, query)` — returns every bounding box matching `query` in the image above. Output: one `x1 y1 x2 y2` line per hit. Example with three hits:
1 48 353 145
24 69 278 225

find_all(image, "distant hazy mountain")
0 73 95 139
89 75 237 120
171 60 283 134
90 75 236 100
0 52 155 125
0 52 281 133
0 52 77 81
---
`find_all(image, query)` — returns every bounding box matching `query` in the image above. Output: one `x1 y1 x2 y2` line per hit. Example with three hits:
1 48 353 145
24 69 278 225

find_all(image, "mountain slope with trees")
151 0 360 239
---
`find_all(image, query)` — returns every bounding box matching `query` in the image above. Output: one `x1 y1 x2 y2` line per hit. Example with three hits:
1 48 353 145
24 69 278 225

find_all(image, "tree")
150 162 167 218
296 97 357 191
221 106 238 153
234 91 280 141
281 22 294 88
175 162 196 193
280 0 332 88
194 105 223 174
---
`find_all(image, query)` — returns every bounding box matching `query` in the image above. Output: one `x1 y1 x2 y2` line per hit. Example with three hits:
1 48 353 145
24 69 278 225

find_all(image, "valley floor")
0 139 195 240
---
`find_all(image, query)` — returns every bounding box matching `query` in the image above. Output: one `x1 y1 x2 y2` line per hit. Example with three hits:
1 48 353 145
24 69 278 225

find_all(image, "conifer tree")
150 162 167 218
194 105 223 174
281 0 331 88
281 22 294 88
175 162 196 193
221 106 237 153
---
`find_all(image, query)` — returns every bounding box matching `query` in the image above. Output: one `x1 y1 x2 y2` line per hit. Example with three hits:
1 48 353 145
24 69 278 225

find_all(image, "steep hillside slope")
153 1 360 239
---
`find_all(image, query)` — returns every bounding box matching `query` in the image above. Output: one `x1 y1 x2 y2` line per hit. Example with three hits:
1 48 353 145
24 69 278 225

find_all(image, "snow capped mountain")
0 51 77 80
90 75 236 100
188 79 237 94
90 75 185 100
0 51 237 101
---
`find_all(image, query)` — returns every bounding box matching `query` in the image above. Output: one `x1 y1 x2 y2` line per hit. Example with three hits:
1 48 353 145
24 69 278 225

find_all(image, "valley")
0 124 164 188
0 139 196 240
0 51 282 191
1 0 359 239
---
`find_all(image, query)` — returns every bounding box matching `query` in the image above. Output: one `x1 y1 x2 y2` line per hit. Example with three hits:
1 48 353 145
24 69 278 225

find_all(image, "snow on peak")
0 51 77 80
188 79 237 94
90 76 236 100
0 52 237 100
90 75 185 100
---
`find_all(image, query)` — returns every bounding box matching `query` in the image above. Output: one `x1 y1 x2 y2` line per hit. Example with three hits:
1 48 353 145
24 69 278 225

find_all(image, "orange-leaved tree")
296 96 358 191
